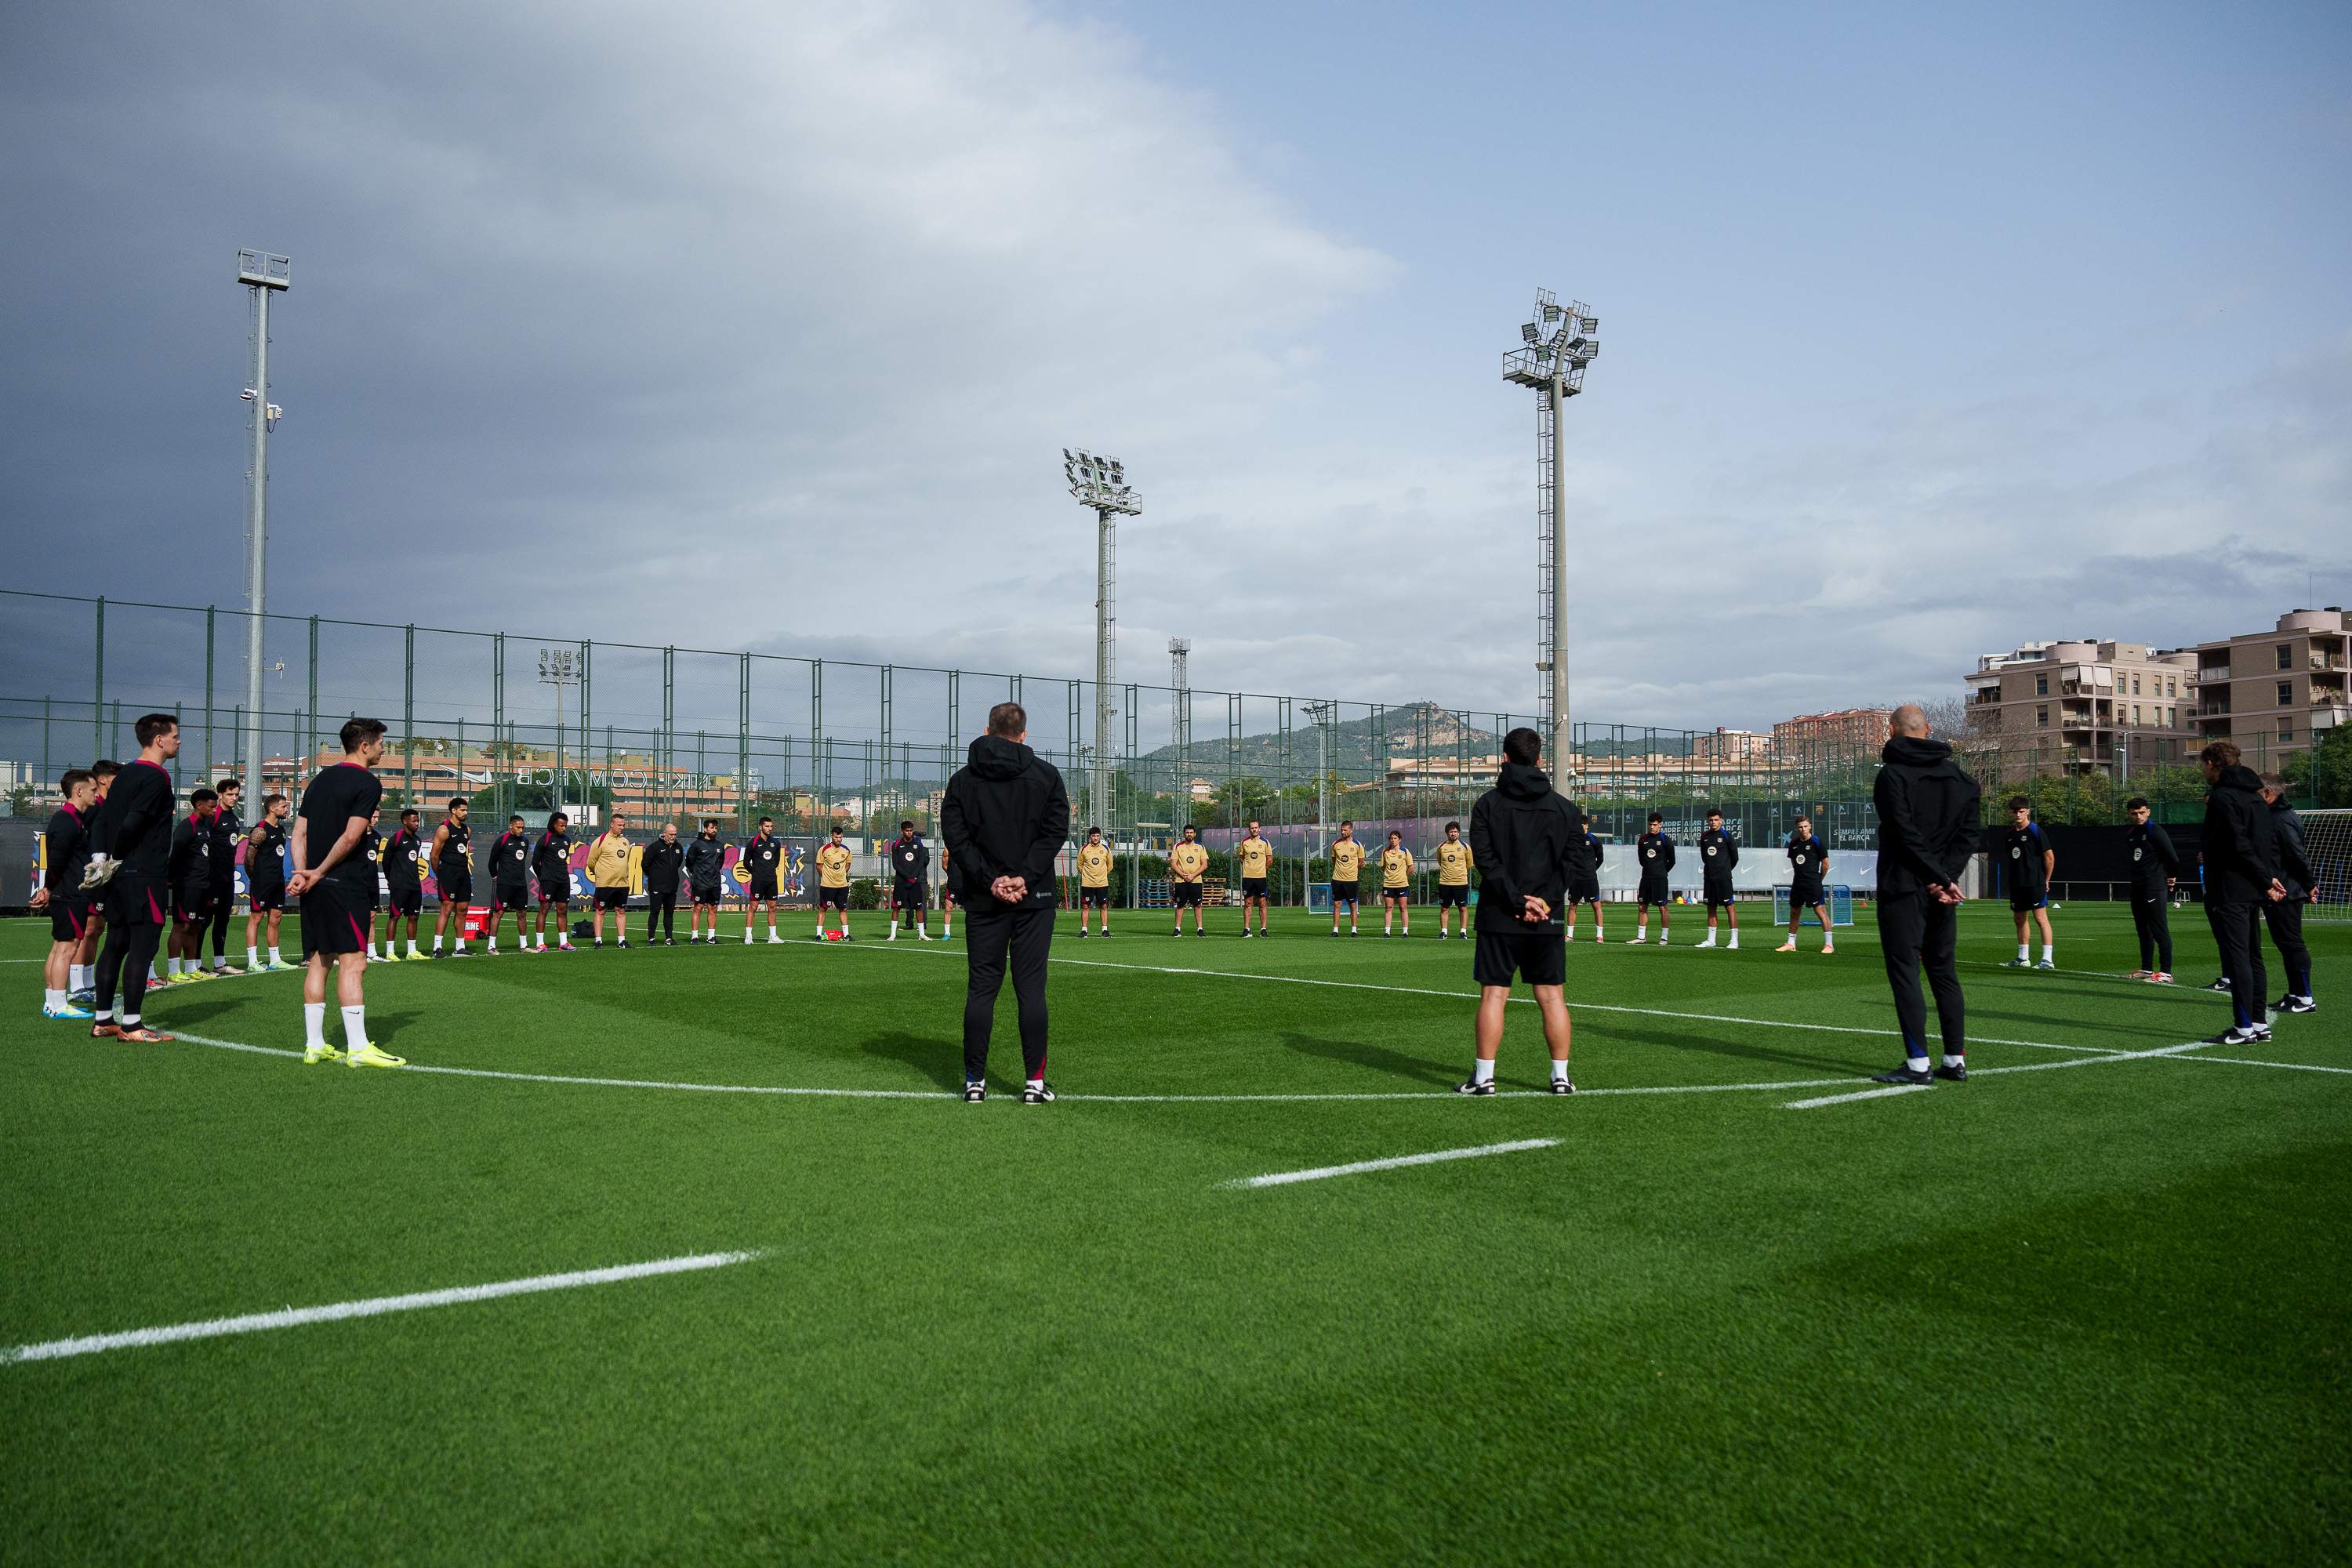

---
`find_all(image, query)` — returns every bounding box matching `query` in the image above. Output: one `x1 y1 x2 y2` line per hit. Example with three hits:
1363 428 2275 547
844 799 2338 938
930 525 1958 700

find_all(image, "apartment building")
1964 640 2198 775
2192 608 2352 762
1770 709 1891 760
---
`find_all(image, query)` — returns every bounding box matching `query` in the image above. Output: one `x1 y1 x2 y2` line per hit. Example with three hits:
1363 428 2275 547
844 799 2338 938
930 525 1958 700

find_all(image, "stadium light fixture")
1501 288 1600 789
1065 449 1142 840
236 249 289 813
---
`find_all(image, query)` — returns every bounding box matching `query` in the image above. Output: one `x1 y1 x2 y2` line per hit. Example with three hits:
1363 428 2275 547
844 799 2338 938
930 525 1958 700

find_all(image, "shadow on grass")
865 1029 964 1092
1280 1030 1459 1087
1613 1024 1867 1077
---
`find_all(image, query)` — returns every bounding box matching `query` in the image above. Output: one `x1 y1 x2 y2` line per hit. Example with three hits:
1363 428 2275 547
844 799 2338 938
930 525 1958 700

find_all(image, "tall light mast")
236 249 289 808
1064 448 1140 837
1502 289 1599 786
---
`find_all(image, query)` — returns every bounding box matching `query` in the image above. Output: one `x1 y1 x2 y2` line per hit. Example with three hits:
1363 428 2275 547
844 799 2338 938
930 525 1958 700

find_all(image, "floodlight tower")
1169 638 1192 816
1501 288 1599 788
236 249 290 810
1064 449 1141 837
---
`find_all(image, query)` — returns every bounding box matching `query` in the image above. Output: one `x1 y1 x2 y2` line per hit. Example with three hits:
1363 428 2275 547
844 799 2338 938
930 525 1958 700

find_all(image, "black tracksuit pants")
207 894 234 960
962 904 1051 1083
2263 900 2311 999
644 888 678 939
1877 890 1965 1059
93 917 163 1025
2205 900 2267 1029
2130 891 2173 973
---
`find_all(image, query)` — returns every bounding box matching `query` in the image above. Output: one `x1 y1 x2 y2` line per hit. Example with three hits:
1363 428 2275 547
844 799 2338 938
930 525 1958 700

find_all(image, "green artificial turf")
2 900 2345 1565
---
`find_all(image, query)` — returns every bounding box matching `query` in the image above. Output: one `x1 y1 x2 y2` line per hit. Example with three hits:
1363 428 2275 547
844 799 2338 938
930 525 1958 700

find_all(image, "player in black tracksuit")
742 818 784 944
1869 711 1982 1084
205 780 244 973
1461 728 1583 1094
942 714 1070 1102
1777 817 1833 953
383 809 425 958
1563 821 1606 943
35 771 99 1017
1697 811 1740 948
642 826 685 944
1629 812 1675 944
2260 779 2316 1012
2199 744 2284 1043
430 800 474 954
684 821 726 942
887 822 931 939
2122 796 2181 980
166 789 220 981
488 815 532 953
85 715 183 1040
533 814 575 952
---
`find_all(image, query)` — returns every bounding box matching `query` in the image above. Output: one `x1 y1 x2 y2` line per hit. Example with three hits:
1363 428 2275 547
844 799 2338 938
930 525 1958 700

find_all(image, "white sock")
340 1004 366 1047
166 958 181 976
45 988 66 1011
434 935 445 953
536 934 547 949
71 964 89 990
455 938 467 952
2017 943 2030 961
304 1001 327 1049
1472 1058 1495 1085
1906 1054 1930 1073
269 946 282 964
368 941 379 958
1727 932 1739 949
488 936 498 952
1026 1075 1044 1090
2042 943 2054 962
1551 1059 1570 1083
743 927 753 942
1943 1053 1965 1069
246 947 259 969
407 939 420 956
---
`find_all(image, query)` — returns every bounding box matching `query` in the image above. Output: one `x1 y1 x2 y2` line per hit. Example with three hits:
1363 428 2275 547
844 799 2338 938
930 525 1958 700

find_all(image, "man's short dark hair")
551 812 569 826
1181 825 1196 836
1706 808 1723 819
509 814 524 825
899 819 914 832
134 713 177 746
988 701 1026 737
401 808 419 822
2007 795 2031 812
340 717 387 750
2201 740 2240 768
1445 820 1460 833
191 787 217 807
263 792 286 810
60 768 93 794
758 815 773 826
92 760 119 780
1087 826 1102 837
702 818 719 829
1502 727 1542 766
216 778 241 795
1647 811 1663 824
1340 818 1353 829
448 797 467 811
2126 795 2151 811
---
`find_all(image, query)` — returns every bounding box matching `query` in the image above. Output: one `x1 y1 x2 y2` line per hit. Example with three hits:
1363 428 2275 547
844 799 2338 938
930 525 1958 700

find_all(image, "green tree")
2282 727 2352 807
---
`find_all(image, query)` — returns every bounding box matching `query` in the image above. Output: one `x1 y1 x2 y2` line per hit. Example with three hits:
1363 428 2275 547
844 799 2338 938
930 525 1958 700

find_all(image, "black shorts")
895 883 926 910
595 886 629 910
1170 882 1203 907
1474 927 1567 989
299 883 371 957
1381 887 1410 902
495 884 532 913
106 879 169 928
1436 884 1469 907
1080 887 1109 907
1704 881 1735 910
437 872 473 904
1567 874 1601 905
2010 890 2048 912
1791 882 1825 909
691 885 723 906
49 897 93 944
387 885 422 917
819 886 850 909
538 875 572 904
248 881 286 914
1241 877 1268 899
749 876 779 900
1330 879 1359 906
172 883 213 923
1638 877 1670 907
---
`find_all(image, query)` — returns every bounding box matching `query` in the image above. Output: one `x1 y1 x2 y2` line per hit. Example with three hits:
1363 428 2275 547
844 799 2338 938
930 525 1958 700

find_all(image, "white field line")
1784 1040 2219 1109
169 1033 942 1098
2 1250 761 1365
832 938 2136 1057
1228 1138 1559 1189
2170 1053 2352 1076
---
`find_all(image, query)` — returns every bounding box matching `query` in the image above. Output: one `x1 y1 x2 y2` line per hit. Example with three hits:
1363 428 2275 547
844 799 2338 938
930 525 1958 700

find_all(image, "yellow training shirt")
1237 837 1272 877
1169 843 1208 883
817 843 852 888
586 832 632 888
1381 848 1413 889
1329 839 1363 880
1436 840 1473 885
1079 844 1112 887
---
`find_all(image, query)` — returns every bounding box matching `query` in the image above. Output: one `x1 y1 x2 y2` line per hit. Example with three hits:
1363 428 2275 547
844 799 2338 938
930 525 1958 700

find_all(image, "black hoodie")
942 735 1070 909
1467 761 1584 935
2269 797 2314 900
2201 764 2278 903
1872 735 1981 897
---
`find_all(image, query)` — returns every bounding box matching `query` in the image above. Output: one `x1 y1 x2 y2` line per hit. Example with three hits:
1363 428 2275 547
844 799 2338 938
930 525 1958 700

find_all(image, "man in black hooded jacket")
2200 742 2285 1044
1869 705 1982 1086
2258 774 2317 1014
1459 727 1582 1095
941 701 1070 1104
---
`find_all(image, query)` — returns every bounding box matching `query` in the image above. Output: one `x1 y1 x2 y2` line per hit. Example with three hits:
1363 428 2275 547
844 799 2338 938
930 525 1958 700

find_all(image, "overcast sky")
5 0 2348 738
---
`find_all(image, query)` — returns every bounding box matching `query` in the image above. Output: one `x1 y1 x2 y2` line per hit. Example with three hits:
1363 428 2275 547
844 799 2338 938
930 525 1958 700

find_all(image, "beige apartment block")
2192 608 2351 764
1965 640 2198 776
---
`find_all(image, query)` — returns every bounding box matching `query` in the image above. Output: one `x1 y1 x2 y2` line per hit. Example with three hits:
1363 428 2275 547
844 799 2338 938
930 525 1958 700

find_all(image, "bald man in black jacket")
1870 705 1982 1086
2201 744 2285 1044
1460 727 1583 1095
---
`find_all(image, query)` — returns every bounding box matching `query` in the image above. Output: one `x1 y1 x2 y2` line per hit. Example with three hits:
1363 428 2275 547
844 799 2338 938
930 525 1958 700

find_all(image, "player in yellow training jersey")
1236 819 1275 937
1167 824 1210 935
815 826 855 939
1433 819 1474 940
1379 830 1414 937
1076 826 1114 937
1327 820 1364 935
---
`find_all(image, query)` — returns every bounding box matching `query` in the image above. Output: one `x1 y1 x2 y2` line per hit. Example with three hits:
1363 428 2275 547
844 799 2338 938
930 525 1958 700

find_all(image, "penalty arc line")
2 1250 763 1365
1783 1040 2219 1108
1228 1138 1559 1189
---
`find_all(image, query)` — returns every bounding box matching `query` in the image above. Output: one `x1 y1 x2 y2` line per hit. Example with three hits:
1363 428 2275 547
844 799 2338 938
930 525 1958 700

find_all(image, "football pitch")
3 902 2345 1564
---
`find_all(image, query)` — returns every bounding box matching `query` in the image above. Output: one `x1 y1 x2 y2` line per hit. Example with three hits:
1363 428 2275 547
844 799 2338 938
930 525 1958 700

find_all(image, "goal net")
2298 808 2350 924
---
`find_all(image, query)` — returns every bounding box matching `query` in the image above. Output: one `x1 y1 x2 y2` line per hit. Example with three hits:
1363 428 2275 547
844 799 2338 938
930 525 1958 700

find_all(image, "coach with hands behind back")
1870 704 1981 1086
942 702 1070 1105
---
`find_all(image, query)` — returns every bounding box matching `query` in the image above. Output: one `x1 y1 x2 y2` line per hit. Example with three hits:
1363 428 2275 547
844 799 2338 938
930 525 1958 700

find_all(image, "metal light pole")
540 648 579 814
1502 289 1599 789
236 250 289 808
1064 449 1141 839
1305 699 1334 879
